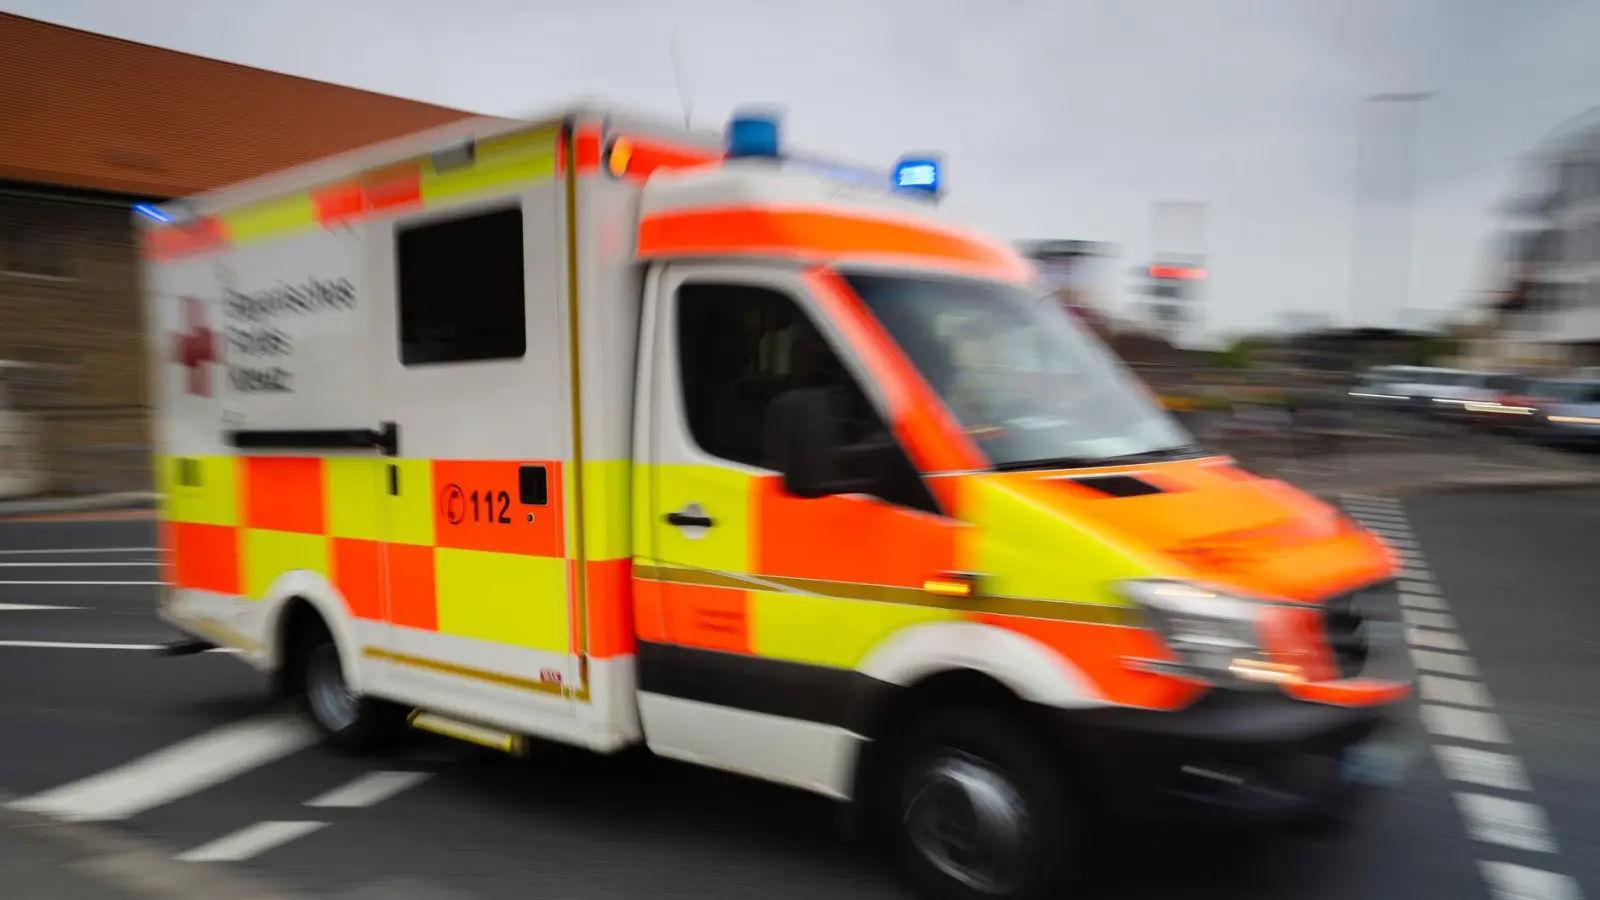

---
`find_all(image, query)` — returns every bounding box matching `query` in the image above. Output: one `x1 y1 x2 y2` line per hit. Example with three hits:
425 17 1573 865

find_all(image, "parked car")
1526 379 1600 448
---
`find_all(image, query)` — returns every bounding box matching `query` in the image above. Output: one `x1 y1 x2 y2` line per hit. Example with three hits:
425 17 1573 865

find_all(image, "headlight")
1118 579 1300 688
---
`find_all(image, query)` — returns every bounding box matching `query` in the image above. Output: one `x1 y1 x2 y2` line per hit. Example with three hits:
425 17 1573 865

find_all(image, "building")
1480 109 1600 371
0 13 473 494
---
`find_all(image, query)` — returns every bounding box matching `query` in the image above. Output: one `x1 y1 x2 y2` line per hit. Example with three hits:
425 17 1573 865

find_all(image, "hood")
984 457 1395 603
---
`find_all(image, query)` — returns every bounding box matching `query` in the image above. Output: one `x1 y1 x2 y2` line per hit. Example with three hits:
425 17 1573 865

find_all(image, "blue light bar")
133 203 172 223
893 157 942 196
726 112 782 159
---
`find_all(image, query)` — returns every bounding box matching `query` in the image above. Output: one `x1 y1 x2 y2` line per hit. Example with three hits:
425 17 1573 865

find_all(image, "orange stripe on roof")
806 267 985 477
142 216 231 261
637 206 1032 282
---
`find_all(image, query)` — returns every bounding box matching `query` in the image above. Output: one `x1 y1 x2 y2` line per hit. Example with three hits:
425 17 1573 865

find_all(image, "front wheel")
886 708 1081 900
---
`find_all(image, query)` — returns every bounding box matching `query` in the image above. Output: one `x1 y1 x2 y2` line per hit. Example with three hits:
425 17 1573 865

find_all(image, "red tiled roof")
0 12 476 198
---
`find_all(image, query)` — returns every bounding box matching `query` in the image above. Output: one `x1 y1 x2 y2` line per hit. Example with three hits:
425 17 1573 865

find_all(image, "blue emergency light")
725 112 782 159
893 157 942 196
133 203 172 223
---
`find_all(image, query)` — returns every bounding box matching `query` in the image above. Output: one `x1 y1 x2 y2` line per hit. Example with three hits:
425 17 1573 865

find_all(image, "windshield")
1543 381 1600 403
843 271 1193 469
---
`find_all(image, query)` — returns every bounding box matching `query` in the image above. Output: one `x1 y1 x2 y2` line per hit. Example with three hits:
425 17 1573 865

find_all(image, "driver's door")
634 263 963 796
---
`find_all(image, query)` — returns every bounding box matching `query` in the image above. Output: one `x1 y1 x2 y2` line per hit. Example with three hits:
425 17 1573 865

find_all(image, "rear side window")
396 206 526 366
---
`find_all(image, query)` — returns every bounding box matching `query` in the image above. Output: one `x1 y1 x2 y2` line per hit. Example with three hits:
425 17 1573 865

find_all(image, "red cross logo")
170 296 220 397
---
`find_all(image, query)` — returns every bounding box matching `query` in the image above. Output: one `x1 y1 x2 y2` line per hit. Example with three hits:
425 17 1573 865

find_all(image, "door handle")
665 508 714 529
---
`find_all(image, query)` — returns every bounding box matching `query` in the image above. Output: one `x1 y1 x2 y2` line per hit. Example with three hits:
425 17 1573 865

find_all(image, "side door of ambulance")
635 263 961 797
367 188 576 728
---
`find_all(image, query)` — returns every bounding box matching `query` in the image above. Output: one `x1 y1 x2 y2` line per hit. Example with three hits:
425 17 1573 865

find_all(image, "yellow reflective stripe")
324 457 383 541
434 548 568 652
753 590 959 669
384 459 436 546
242 529 329 599
222 193 317 244
579 460 631 561
159 454 240 527
649 464 752 574
420 128 559 206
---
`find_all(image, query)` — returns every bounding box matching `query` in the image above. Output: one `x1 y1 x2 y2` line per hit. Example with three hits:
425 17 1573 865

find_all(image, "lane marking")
0 580 161 586
1455 793 1559 853
1410 627 1469 651
0 562 160 568
174 820 328 863
5 712 318 822
1420 704 1511 744
1419 674 1493 708
1435 746 1533 792
1342 494 1581 900
1401 592 1448 611
0 640 238 651
1403 609 1459 630
305 771 433 809
1477 862 1583 900
0 603 83 611
1410 648 1480 677
0 547 160 556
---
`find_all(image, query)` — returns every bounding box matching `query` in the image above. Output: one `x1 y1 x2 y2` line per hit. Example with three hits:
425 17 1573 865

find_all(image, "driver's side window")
675 281 939 514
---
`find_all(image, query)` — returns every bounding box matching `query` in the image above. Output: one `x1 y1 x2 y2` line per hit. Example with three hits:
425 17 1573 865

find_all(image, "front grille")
1322 588 1374 678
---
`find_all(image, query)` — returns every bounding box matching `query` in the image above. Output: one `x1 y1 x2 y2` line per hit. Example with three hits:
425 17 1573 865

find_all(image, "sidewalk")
0 798 305 900
0 490 156 519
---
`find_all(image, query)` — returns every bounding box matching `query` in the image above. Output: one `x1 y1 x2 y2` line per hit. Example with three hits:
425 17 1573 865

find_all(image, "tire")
884 707 1080 900
290 619 402 753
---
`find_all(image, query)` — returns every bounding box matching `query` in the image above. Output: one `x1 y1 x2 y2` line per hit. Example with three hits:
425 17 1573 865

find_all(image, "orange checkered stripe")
158 454 635 670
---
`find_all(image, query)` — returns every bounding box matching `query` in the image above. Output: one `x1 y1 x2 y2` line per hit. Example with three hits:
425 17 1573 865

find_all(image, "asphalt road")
0 498 1594 900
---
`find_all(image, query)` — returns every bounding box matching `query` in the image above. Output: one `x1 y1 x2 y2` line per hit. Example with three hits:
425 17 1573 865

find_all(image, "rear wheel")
885 707 1081 900
289 617 402 752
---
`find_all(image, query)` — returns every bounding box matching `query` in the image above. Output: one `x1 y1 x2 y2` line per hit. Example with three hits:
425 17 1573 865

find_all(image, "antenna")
670 30 693 128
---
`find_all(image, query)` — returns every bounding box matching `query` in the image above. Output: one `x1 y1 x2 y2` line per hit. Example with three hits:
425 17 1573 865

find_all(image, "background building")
0 12 473 494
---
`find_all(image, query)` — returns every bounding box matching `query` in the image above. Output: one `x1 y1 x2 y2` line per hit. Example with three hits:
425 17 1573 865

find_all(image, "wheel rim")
904 753 1033 895
307 644 358 732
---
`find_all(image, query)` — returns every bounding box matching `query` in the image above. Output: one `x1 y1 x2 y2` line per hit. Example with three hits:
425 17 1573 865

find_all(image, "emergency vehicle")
142 105 1412 900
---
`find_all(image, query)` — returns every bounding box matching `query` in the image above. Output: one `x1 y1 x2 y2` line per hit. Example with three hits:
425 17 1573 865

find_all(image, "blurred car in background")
1525 378 1600 448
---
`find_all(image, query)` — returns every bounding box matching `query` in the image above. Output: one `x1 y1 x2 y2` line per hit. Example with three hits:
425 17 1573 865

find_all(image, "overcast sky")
8 0 1599 342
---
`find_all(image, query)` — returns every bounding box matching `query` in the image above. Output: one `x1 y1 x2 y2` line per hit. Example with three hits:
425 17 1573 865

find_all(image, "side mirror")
765 388 842 499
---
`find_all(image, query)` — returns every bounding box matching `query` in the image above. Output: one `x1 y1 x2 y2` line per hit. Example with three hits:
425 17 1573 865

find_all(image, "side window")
396 206 526 366
675 282 940 514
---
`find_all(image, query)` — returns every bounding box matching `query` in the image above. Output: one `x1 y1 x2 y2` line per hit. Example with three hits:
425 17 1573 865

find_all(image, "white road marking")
0 602 82 611
1401 592 1448 610
306 771 433 809
0 562 160 568
1419 674 1493 708
1455 793 1558 853
174 820 328 863
1435 746 1533 792
1410 627 1469 651
5 712 318 822
1420 704 1511 744
1477 862 1583 900
1403 609 1458 630
1409 648 1480 677
0 640 238 651
1343 494 1579 900
0 580 161 586
0 547 159 556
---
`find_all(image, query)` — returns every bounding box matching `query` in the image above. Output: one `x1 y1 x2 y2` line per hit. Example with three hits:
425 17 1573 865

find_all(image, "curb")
0 792 310 900
0 491 157 519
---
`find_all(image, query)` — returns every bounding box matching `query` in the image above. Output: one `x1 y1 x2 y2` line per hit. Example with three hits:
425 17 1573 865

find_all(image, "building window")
1 222 73 280
396 206 526 366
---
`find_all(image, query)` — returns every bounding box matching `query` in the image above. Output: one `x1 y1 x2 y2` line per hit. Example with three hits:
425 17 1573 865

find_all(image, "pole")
670 31 694 129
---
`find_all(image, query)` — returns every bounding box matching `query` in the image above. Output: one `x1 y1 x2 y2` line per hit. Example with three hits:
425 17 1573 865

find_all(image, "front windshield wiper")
990 456 1103 473
1093 443 1211 465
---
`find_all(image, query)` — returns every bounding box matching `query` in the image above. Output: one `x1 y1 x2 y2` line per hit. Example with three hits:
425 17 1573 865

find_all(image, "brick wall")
0 184 151 494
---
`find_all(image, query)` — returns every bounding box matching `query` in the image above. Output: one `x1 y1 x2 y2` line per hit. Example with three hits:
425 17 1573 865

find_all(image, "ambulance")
142 105 1413 900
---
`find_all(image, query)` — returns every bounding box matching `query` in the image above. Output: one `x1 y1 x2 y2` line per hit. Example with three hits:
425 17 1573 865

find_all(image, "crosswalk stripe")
175 820 329 863
5 712 318 822
306 771 432 809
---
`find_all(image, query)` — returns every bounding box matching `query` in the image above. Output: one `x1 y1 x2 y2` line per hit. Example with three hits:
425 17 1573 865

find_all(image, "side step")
408 710 526 756
152 638 217 657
